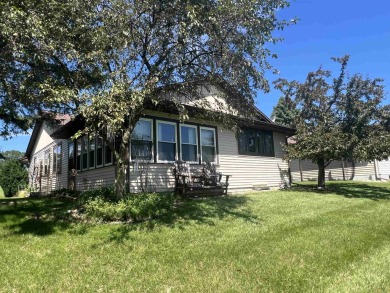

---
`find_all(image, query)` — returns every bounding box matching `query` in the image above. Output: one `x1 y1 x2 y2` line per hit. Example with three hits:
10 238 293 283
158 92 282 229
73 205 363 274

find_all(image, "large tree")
2 0 295 196
275 56 390 188
271 94 299 127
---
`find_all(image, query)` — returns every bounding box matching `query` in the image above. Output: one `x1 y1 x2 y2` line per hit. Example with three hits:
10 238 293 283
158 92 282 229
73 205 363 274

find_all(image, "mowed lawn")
1 182 390 292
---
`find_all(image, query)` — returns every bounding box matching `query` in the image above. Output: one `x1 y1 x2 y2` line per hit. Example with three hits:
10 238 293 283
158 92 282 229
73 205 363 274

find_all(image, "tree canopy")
275 56 390 188
1 0 295 196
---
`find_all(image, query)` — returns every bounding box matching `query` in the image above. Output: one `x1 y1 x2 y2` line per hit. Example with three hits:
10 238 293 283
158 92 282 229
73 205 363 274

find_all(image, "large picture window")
131 119 153 161
238 129 274 156
180 124 198 163
200 127 216 163
157 121 177 162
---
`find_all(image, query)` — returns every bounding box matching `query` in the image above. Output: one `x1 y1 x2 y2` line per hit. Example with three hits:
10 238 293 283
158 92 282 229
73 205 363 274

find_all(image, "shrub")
0 159 28 197
84 192 176 222
49 188 81 199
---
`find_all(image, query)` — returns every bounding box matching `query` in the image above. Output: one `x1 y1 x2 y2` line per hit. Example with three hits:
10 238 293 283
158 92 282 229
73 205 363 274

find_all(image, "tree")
0 159 28 197
271 94 299 127
0 150 24 161
275 56 390 189
2 0 295 197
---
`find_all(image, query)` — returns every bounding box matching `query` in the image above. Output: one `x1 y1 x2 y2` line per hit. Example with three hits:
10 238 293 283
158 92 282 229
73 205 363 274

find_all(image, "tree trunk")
114 161 126 198
317 158 326 189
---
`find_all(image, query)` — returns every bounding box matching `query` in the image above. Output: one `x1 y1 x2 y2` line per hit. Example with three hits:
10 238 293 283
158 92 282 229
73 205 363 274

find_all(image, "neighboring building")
25 104 295 194
290 159 389 182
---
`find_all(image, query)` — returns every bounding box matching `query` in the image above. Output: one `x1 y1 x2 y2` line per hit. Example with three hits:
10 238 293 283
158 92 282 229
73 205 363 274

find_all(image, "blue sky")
1 0 389 153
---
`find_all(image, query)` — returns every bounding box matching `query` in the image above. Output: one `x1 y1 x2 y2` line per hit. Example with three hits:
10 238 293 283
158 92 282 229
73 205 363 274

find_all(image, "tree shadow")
289 181 390 200
1 198 75 237
102 195 260 245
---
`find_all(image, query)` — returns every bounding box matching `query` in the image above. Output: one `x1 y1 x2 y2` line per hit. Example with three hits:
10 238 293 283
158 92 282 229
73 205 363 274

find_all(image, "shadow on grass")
289 181 390 200
0 198 75 237
1 195 258 240
103 195 259 244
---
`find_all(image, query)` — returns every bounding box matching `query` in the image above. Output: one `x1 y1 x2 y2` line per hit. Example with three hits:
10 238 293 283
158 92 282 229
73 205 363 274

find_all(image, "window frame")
156 120 177 163
238 129 275 157
76 138 82 171
179 123 199 164
130 118 154 162
200 126 217 163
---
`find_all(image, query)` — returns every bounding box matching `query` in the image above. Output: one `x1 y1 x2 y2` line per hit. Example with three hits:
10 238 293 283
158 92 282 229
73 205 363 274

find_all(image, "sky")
1 0 390 153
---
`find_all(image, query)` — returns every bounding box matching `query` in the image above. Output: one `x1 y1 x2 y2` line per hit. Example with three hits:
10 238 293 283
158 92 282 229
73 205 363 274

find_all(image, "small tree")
0 159 28 197
275 56 390 188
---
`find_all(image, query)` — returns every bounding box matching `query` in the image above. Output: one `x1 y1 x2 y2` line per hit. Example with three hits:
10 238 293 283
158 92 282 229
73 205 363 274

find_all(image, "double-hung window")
68 141 75 170
131 119 153 161
82 136 88 170
200 127 216 163
76 139 82 171
157 121 177 162
89 135 96 168
44 150 51 175
96 136 104 167
53 143 62 174
104 140 113 166
180 124 198 163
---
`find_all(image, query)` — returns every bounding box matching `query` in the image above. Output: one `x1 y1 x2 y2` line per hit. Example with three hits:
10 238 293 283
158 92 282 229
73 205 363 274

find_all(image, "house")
25 98 295 194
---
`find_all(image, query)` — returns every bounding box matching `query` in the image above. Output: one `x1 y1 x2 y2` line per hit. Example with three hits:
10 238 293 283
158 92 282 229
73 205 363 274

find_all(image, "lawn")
1 181 390 292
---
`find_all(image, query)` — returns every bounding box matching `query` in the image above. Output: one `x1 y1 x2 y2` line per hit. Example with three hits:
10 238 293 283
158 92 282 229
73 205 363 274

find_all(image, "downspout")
374 159 379 181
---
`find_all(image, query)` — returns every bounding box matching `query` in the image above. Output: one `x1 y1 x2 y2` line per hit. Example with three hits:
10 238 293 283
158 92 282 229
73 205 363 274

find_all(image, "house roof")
24 113 72 159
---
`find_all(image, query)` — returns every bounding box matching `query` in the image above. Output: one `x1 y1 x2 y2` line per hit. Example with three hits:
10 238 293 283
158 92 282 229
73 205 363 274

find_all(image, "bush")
0 159 28 197
84 192 176 222
49 188 81 199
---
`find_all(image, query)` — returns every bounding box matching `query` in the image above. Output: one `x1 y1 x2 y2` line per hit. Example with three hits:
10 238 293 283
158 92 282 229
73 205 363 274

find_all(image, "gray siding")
377 159 390 179
290 159 376 182
218 130 289 191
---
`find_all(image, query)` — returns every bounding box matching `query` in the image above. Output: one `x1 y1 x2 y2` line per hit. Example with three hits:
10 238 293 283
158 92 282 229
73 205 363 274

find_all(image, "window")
96 136 104 167
76 139 82 171
200 127 216 163
131 119 153 161
104 140 113 166
89 135 96 168
53 143 62 174
82 136 88 170
44 150 51 175
238 129 274 156
180 124 198 163
68 141 75 170
157 121 177 162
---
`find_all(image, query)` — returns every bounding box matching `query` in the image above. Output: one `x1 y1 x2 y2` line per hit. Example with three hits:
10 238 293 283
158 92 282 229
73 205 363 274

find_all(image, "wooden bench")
173 160 231 197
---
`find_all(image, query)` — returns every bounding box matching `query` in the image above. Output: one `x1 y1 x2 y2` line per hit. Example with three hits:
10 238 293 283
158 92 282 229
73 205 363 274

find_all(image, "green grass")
1 181 390 292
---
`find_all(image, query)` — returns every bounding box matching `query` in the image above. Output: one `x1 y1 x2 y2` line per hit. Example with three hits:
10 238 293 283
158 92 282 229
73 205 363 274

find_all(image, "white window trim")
156 120 177 163
130 118 154 163
95 135 104 168
200 126 217 163
179 124 199 164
